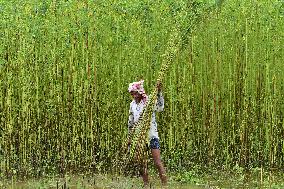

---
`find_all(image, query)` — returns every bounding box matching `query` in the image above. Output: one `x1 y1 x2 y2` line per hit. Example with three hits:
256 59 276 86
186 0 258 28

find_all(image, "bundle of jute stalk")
114 29 180 175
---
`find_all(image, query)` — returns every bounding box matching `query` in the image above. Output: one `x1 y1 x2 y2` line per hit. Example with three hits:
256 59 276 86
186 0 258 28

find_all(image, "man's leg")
140 161 149 187
151 149 167 186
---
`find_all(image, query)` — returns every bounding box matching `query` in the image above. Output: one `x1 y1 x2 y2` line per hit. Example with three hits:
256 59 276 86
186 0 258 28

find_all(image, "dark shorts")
149 137 160 149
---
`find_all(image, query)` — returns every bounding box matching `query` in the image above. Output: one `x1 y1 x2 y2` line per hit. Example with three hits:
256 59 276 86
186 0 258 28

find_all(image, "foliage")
0 0 283 180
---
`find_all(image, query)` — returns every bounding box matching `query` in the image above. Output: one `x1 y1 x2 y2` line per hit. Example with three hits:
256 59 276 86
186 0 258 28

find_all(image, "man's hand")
128 138 132 146
156 81 162 93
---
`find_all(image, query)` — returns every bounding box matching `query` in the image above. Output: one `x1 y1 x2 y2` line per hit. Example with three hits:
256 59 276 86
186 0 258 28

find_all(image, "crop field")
0 0 284 188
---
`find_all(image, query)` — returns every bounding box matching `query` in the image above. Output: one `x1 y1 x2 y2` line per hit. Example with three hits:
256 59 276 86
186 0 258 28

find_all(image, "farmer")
127 80 167 188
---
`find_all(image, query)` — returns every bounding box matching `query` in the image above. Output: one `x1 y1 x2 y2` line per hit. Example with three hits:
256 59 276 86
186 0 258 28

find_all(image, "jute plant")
115 28 181 175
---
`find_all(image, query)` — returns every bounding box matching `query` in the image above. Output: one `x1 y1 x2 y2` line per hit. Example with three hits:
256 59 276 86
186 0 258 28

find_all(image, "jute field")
0 0 284 188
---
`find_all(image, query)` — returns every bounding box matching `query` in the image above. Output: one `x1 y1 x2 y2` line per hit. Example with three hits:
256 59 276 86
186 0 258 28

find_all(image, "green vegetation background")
0 0 283 179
